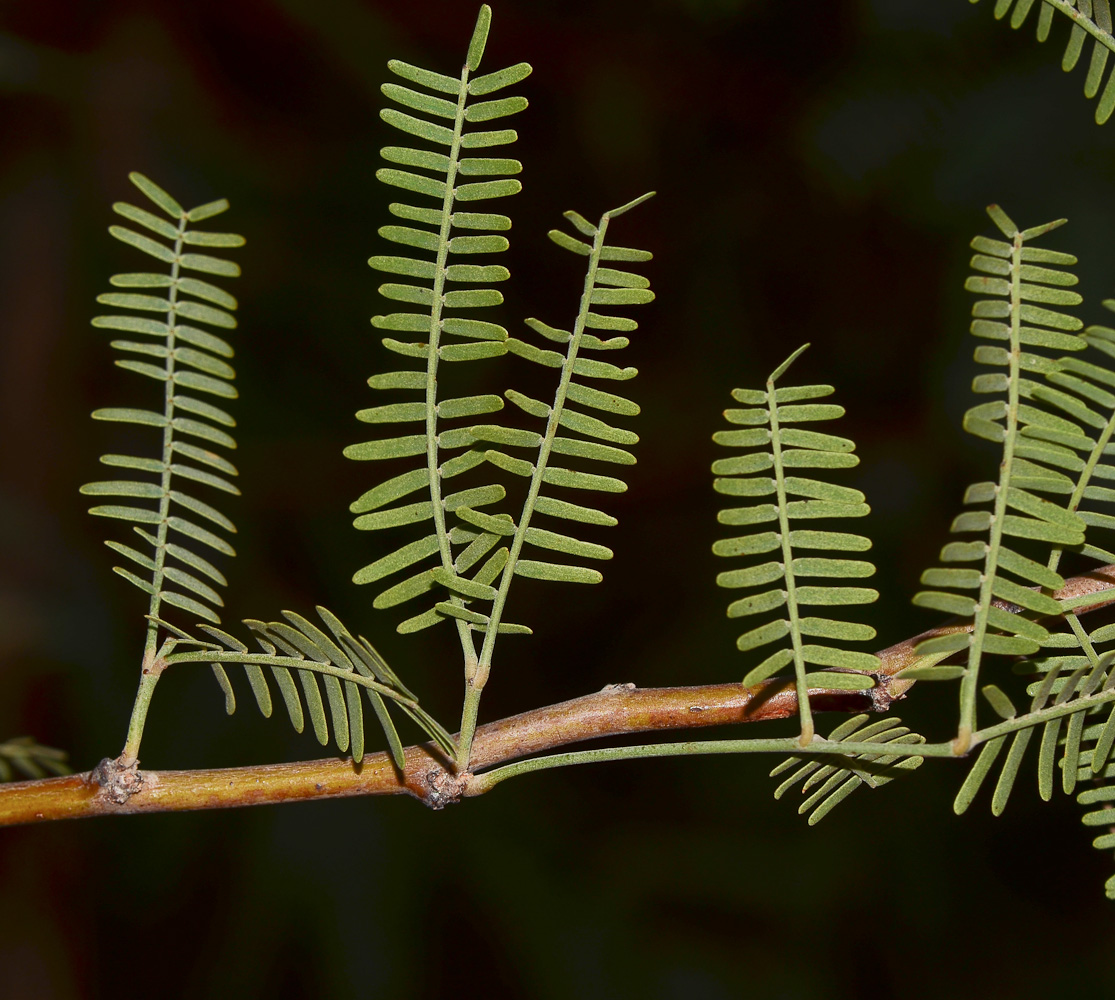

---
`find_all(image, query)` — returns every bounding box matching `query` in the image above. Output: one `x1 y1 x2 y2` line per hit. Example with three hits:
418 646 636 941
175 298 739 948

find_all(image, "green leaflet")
188 607 457 763
514 560 602 584
532 496 617 527
770 715 925 826
351 6 534 650
469 61 532 96
0 737 70 782
353 534 440 585
453 192 655 674
914 207 1100 751
909 216 1115 901
85 171 242 642
522 527 612 561
713 344 879 745
975 0 1115 124
950 657 1115 830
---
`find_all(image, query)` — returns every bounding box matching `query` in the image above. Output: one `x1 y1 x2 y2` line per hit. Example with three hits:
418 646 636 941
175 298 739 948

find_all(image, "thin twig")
1 564 1112 826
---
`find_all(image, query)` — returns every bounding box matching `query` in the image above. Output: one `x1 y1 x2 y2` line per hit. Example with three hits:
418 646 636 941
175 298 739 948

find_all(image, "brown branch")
3 564 1113 826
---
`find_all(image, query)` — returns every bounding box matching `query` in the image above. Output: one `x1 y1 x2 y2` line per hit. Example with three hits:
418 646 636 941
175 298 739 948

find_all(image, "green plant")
4 2 1115 911
976 0 1115 123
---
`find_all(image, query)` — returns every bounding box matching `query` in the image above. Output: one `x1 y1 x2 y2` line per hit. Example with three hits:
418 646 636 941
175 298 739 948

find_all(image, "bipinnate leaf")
85 172 244 659
713 343 879 744
458 194 654 666
351 6 534 648
194 607 456 764
770 715 925 825
916 215 1115 858
912 207 1105 747
975 0 1115 124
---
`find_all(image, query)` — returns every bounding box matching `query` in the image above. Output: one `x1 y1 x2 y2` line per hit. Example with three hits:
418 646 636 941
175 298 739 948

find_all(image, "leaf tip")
985 204 1018 239
605 190 656 220
767 343 810 384
467 4 493 72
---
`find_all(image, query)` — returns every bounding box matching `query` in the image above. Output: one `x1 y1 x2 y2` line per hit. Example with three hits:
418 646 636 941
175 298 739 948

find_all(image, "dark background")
2 0 1114 996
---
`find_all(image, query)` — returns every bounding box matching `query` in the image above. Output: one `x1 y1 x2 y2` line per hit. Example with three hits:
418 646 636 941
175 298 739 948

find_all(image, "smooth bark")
2 565 1112 826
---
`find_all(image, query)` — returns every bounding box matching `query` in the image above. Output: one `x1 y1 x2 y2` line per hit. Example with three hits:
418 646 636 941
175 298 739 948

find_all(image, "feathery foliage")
911 206 1092 750
75 8 653 772
974 0 1115 124
903 207 1115 897
952 654 1115 820
162 607 456 764
467 193 654 671
347 5 531 656
27 2 1115 909
0 737 69 782
350 5 654 680
770 714 925 825
712 345 880 744
83 171 244 647
1074 705 1115 899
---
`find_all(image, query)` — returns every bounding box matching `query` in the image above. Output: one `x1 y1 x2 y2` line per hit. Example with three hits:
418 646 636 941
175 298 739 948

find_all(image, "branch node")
90 756 145 805
422 766 467 810
870 674 905 713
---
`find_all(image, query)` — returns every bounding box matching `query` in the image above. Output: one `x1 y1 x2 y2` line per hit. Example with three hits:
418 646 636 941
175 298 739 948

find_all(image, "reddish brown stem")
2 565 1113 826
0 681 879 824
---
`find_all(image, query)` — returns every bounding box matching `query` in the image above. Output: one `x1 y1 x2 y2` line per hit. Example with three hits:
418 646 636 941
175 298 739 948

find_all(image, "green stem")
474 213 610 678
120 669 160 765
956 228 1024 754
430 63 480 695
469 737 957 793
122 218 185 761
457 682 482 767
970 683 1115 743
766 371 811 745
1037 0 1115 55
142 218 186 657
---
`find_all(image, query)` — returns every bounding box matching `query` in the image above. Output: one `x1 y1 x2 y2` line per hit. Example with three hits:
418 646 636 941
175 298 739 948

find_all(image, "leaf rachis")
768 347 816 747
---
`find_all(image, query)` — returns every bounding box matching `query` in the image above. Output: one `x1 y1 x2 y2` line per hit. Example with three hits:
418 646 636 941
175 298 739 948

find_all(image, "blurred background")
3 0 1115 995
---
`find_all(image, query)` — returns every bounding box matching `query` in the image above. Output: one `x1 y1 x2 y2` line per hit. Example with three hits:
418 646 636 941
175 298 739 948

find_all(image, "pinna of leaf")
349 3 654 678
713 342 881 747
976 0 1115 125
336 1 659 769
84 170 245 645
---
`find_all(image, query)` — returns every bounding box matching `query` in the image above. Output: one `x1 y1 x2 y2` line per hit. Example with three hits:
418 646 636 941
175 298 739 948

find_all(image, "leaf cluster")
163 607 455 765
977 0 1115 123
349 7 655 675
712 344 880 742
771 714 925 825
83 171 245 633
0 737 69 782
57 3 1115 906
